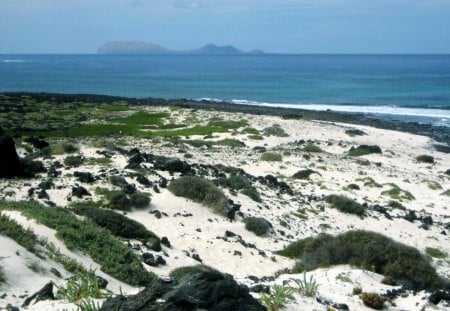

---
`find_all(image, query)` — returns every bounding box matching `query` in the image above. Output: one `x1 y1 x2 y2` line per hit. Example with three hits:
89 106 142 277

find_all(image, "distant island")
98 41 266 55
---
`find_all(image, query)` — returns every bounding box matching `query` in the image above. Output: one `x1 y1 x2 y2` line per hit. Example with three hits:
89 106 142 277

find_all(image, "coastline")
3 91 449 146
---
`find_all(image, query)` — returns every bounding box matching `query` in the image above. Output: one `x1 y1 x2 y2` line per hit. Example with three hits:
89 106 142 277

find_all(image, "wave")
1 59 26 63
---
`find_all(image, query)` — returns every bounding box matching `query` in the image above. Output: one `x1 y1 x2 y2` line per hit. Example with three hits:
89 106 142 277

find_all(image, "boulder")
0 128 23 178
22 282 54 307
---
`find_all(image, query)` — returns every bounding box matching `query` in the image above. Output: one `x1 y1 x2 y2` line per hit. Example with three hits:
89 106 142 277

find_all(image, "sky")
1 0 450 54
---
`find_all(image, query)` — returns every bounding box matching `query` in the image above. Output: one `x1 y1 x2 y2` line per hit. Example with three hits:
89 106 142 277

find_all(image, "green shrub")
0 262 5 285
245 217 272 236
260 152 282 162
441 189 450 197
302 144 323 153
106 191 131 211
63 143 79 153
425 247 447 259
381 184 414 201
345 129 366 137
263 125 288 137
64 155 84 167
0 213 38 253
289 272 319 297
227 174 251 190
216 138 246 148
259 285 293 311
109 175 128 188
169 265 217 279
0 200 155 286
241 186 262 202
168 176 230 216
348 145 382 156
292 169 319 180
55 269 111 302
72 204 158 243
325 195 365 216
130 192 151 208
416 155 434 164
361 292 384 310
276 230 441 291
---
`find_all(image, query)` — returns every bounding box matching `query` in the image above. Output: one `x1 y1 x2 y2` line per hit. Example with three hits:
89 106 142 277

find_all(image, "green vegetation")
361 292 384 310
381 184 414 201
263 124 288 137
168 176 230 216
356 177 381 188
130 192 151 208
259 285 294 311
292 169 319 180
110 111 169 126
276 230 441 291
345 129 366 137
325 195 365 216
241 127 260 135
260 152 283 162
416 155 434 164
215 138 246 148
241 186 262 202
289 272 319 297
64 155 84 167
207 119 248 129
425 247 448 259
244 217 272 236
441 189 450 197
106 191 132 210
86 157 113 167
248 134 264 140
425 180 442 190
216 174 262 202
0 213 38 252
302 144 323 153
0 261 5 285
0 200 155 286
55 269 111 303
348 145 382 157
72 204 158 244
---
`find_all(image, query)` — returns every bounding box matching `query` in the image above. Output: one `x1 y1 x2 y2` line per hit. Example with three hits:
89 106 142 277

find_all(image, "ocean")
1 54 450 125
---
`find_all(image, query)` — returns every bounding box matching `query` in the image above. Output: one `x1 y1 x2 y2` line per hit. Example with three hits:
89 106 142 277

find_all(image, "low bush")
216 138 246 148
0 200 155 286
416 155 434 164
361 292 384 310
302 144 323 153
72 204 158 244
130 192 151 208
168 176 230 216
245 217 272 236
263 125 288 137
106 191 131 211
63 155 84 167
345 129 366 137
276 230 441 291
0 262 5 285
292 169 319 180
348 145 382 157
55 269 111 302
259 285 293 311
260 152 282 162
0 213 38 252
325 195 365 216
425 247 447 259
241 186 262 202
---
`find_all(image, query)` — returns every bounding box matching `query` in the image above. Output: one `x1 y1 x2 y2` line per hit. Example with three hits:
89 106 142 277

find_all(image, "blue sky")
1 0 449 53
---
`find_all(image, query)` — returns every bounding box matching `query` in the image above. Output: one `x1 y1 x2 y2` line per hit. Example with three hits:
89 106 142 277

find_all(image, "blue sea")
1 54 450 125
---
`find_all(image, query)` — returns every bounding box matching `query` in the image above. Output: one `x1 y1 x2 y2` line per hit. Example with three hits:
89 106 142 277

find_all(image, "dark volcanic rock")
0 128 23 178
428 289 450 305
25 137 49 149
72 186 91 198
22 282 54 307
100 270 265 311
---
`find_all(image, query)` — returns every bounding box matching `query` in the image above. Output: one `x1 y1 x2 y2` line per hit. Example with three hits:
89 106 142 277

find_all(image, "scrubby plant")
245 217 272 236
290 272 319 297
64 155 84 167
263 125 288 137
325 195 365 216
168 176 230 216
106 191 131 211
216 138 246 148
72 204 159 243
276 230 441 291
63 143 79 153
292 169 319 180
361 292 384 310
0 262 5 285
86 157 113 167
130 192 151 208
260 152 282 162
345 129 366 137
55 269 111 302
352 286 362 295
241 186 262 202
259 285 294 311
348 145 382 156
416 155 434 164
441 189 450 197
302 144 323 153
381 184 414 201
0 213 38 253
425 247 448 259
425 180 442 190
0 200 155 286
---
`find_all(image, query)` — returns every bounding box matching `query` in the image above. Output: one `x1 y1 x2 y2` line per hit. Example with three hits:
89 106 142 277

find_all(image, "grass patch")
260 152 282 162
0 200 155 286
168 176 230 217
86 157 113 166
302 144 323 153
241 127 260 135
0 213 38 253
416 155 434 164
325 195 365 216
425 247 448 259
248 134 264 140
276 230 442 291
207 119 248 130
110 111 169 125
72 203 158 244
441 189 450 197
348 145 382 157
216 138 246 148
263 125 289 137
425 180 442 190
381 184 415 201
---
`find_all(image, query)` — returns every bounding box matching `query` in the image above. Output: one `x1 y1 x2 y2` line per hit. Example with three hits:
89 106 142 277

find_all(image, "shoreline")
2 91 450 146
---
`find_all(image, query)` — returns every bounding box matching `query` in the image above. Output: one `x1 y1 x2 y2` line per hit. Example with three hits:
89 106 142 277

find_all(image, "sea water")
1 54 449 125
